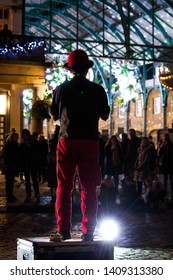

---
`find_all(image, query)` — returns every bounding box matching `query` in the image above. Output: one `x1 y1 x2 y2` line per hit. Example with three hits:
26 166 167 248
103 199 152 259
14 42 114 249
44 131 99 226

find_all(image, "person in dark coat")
47 126 59 202
134 137 154 196
126 128 141 178
0 24 13 46
157 133 173 200
98 132 106 180
2 132 20 202
104 135 123 194
19 129 40 203
38 135 49 183
120 132 130 178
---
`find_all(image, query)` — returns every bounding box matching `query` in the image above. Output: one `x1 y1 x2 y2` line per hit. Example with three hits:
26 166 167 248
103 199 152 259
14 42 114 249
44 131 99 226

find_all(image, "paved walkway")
0 174 173 260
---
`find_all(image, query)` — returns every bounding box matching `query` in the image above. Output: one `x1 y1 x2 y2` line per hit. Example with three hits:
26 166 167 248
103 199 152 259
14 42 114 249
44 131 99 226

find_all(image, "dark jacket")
19 137 39 171
158 139 173 174
134 145 153 182
2 141 20 176
51 75 110 141
105 142 123 175
126 136 141 175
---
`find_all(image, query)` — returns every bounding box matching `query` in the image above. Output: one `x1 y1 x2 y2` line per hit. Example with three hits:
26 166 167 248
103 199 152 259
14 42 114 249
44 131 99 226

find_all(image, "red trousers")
55 139 101 234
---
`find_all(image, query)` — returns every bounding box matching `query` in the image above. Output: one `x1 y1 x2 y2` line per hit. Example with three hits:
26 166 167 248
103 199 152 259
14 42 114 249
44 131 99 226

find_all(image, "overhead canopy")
23 0 173 64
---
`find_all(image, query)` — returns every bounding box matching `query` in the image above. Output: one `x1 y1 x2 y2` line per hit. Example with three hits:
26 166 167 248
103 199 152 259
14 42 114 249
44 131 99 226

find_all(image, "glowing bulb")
98 219 119 241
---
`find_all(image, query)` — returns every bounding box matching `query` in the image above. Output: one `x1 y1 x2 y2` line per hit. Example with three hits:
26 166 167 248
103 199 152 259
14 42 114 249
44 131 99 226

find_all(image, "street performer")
50 49 110 241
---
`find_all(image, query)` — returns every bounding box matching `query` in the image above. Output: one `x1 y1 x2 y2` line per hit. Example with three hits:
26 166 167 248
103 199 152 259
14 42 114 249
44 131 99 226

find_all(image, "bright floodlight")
99 219 119 241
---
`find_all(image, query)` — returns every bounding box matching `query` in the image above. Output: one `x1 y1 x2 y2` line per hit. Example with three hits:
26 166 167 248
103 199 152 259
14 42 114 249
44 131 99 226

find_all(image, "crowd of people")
1 127 58 203
98 128 173 211
2 125 173 210
2 125 173 212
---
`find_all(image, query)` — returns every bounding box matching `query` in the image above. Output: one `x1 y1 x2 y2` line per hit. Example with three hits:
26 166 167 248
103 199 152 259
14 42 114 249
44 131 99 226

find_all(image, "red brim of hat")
63 61 94 72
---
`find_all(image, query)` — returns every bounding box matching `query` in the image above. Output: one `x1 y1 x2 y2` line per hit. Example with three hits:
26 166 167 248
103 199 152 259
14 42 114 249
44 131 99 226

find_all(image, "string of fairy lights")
0 37 45 56
0 35 172 93
159 74 173 90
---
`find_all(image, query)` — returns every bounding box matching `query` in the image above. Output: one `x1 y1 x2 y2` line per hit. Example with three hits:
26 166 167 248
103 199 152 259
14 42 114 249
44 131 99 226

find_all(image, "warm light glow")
0 95 6 115
113 62 142 103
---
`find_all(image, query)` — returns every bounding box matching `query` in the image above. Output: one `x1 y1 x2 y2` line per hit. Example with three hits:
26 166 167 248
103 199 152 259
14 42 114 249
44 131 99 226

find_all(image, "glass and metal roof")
23 0 173 65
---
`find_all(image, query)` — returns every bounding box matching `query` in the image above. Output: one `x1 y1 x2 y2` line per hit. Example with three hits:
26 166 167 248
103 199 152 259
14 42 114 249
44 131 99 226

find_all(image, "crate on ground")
17 234 114 260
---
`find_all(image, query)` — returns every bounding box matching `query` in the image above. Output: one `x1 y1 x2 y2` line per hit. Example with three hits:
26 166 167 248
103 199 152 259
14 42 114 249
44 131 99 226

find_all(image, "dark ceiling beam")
101 0 164 59
25 0 148 58
98 0 163 58
25 1 125 44
26 12 110 56
134 21 164 45
25 4 124 58
25 14 75 38
129 24 153 58
114 0 130 56
24 0 173 62
132 0 172 44
78 1 124 43
162 0 173 8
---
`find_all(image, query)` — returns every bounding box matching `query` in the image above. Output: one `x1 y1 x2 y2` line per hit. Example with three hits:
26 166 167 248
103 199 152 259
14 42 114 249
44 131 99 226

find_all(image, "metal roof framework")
23 0 173 66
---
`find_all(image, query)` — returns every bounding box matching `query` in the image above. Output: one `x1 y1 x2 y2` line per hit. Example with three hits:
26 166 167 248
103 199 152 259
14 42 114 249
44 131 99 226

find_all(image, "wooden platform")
17 233 114 260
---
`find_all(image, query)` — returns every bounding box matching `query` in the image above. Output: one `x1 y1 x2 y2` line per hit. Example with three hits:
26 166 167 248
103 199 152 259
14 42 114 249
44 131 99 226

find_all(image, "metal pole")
22 0 25 36
109 58 113 135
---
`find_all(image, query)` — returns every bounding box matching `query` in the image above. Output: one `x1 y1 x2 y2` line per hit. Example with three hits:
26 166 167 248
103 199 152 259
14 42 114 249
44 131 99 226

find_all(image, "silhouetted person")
126 129 141 178
47 126 59 202
121 132 130 178
19 129 40 203
98 132 106 179
2 132 20 202
50 49 110 242
0 24 12 46
157 133 173 200
38 135 48 183
104 135 123 194
134 137 154 196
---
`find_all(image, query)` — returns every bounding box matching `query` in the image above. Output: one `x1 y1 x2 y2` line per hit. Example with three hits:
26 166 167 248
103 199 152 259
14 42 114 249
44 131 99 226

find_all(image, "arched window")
22 89 33 129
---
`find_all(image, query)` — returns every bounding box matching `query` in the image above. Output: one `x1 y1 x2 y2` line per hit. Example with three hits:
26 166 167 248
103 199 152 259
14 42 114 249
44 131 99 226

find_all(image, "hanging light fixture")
159 64 173 90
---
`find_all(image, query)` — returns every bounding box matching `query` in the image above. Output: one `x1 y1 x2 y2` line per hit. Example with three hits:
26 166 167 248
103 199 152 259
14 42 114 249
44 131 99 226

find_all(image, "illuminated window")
136 100 142 116
153 97 161 115
0 8 10 20
22 89 33 128
0 94 6 114
119 103 125 118
4 9 9 19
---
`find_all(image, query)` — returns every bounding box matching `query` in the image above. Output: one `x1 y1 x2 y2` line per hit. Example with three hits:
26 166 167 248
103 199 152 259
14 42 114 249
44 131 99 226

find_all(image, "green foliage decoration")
31 99 51 120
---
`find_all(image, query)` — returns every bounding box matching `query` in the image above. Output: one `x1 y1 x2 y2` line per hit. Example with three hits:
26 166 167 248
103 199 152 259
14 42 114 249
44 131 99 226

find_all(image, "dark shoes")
50 231 94 242
50 231 71 242
81 233 94 241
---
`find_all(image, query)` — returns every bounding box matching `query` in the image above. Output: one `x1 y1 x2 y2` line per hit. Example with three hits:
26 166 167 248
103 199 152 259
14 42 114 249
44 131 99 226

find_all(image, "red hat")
63 49 94 73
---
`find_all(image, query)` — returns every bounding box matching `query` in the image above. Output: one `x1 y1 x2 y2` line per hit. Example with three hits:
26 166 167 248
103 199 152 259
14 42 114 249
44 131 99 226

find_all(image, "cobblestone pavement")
1 175 173 260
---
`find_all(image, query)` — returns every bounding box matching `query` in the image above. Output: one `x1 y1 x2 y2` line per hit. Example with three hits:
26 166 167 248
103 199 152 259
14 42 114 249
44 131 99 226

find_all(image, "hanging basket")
31 100 51 120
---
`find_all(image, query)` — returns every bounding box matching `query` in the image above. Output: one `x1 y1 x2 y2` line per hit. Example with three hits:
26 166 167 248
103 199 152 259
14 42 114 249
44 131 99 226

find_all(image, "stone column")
10 85 22 133
30 87 43 134
125 102 129 133
160 85 168 129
